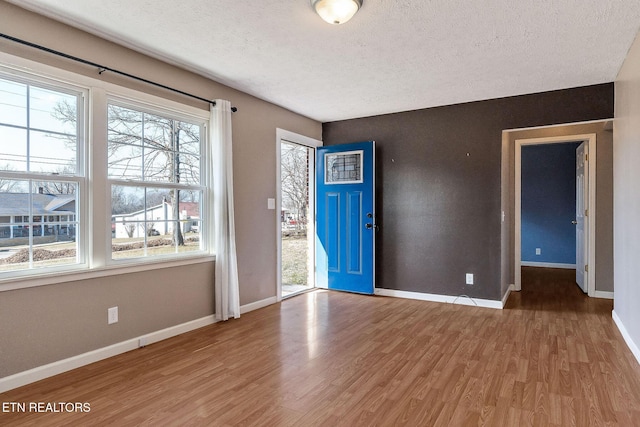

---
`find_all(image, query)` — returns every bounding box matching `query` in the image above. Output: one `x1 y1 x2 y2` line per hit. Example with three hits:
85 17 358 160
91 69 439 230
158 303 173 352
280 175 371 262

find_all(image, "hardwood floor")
2 267 640 426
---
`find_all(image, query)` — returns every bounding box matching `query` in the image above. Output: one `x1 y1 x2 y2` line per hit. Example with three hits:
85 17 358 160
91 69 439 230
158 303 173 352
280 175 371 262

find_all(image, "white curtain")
211 100 240 321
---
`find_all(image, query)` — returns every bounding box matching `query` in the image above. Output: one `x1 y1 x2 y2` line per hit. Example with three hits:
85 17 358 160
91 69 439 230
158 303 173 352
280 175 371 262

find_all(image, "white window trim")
0 52 214 292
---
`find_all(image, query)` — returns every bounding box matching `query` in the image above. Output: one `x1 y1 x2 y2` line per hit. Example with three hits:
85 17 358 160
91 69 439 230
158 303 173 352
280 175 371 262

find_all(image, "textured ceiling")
9 0 640 122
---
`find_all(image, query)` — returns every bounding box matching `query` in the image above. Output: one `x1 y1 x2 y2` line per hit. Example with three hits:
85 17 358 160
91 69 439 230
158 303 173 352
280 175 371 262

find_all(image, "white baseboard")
501 284 515 307
0 297 281 393
240 296 277 315
521 262 576 269
612 310 640 366
374 288 503 309
0 315 216 394
594 290 614 299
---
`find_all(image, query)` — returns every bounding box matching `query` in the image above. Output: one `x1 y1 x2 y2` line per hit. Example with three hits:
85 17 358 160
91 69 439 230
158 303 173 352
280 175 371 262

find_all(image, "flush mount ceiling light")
311 0 363 25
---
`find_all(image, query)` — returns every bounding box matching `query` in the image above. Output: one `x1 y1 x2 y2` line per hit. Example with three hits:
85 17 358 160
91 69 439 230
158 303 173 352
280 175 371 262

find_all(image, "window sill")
0 255 216 292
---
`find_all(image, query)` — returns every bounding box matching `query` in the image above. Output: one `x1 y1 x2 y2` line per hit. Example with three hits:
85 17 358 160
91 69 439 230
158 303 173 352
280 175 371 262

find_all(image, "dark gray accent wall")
322 84 614 301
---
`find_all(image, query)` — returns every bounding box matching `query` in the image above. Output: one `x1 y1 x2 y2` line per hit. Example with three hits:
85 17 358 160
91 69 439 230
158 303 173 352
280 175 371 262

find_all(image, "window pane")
143 146 173 182
178 123 201 156
108 143 142 180
0 126 27 172
30 130 77 174
110 187 142 260
0 80 80 176
111 221 146 259
0 78 27 127
179 192 201 251
108 105 142 145
325 150 363 184
179 153 200 185
30 86 78 135
111 185 144 215
0 180 78 272
0 180 30 246
145 188 171 240
111 186 145 258
111 185 144 230
142 113 171 148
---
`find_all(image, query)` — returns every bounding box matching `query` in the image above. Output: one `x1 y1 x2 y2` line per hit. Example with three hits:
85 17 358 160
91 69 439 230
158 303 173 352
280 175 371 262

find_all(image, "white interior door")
575 142 588 293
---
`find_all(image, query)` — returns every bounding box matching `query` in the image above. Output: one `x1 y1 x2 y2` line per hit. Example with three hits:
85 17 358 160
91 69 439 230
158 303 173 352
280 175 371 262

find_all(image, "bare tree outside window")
0 164 19 192
281 143 309 235
123 221 136 238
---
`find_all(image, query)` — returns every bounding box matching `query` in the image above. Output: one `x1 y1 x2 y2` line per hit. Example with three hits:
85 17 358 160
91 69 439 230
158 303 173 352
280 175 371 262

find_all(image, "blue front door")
316 141 375 294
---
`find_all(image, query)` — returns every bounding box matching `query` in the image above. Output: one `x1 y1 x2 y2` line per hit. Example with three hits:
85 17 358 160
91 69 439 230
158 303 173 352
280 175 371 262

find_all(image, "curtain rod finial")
211 101 238 113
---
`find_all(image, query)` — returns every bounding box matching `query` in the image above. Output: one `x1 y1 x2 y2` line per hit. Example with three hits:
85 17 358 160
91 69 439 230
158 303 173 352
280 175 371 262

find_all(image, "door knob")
571 220 578 225
365 223 373 229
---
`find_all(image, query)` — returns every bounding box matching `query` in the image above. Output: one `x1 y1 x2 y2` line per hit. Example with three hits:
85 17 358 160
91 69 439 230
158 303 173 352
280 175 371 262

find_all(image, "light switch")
267 198 275 210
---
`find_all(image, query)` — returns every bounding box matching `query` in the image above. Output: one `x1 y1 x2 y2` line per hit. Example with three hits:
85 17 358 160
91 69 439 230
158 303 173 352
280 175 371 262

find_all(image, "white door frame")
514 133 597 296
276 129 322 302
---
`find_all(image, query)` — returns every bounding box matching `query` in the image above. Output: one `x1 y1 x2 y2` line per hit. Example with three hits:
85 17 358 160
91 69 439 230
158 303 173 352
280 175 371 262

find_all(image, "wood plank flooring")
1 267 640 426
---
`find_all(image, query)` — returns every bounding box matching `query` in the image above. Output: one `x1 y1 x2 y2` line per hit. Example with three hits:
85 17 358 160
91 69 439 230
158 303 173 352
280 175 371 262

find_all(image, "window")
0 74 84 273
108 101 205 260
0 60 211 284
325 150 363 184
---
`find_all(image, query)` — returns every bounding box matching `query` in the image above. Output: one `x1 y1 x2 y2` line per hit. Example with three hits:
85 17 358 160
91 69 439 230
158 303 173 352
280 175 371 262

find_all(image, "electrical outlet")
139 337 148 347
536 248 541 255
465 273 474 285
108 306 118 324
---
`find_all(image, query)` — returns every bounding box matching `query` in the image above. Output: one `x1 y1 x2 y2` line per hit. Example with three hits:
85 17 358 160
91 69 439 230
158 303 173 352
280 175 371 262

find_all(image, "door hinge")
585 265 589 272
585 209 588 217
585 153 588 161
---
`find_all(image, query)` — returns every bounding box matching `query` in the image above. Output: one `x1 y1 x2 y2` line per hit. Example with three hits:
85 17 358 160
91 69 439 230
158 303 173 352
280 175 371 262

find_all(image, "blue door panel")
347 191 362 274
316 141 375 295
326 192 340 272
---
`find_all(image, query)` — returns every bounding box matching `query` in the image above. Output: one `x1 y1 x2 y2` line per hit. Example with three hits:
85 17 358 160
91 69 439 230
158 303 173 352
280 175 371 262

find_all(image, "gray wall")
614 29 640 359
0 1 321 377
323 85 613 301
0 263 214 377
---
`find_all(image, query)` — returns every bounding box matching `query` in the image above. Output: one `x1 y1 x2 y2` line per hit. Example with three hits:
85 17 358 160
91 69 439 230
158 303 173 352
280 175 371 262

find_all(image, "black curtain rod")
0 33 237 112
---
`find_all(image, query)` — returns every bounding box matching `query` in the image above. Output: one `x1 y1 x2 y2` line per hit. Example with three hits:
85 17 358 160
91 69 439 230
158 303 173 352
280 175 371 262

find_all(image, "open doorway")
514 134 597 295
276 129 322 300
501 121 614 304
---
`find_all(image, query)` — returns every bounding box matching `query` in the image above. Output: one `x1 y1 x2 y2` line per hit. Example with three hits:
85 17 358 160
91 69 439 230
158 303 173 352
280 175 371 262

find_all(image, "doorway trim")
276 129 322 302
514 133 597 296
